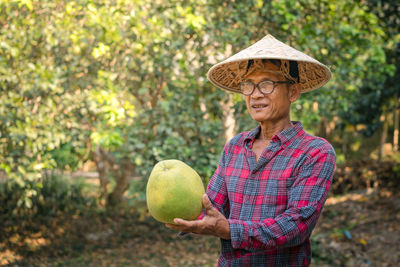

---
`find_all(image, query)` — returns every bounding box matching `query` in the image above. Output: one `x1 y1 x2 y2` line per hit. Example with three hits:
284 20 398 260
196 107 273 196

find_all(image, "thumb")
202 194 214 212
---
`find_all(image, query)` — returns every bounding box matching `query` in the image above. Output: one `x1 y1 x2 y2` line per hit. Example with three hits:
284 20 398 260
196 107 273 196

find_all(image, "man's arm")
228 143 336 250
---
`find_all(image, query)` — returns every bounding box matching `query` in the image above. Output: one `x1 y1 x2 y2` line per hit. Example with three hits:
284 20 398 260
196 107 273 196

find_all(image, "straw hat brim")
206 35 332 93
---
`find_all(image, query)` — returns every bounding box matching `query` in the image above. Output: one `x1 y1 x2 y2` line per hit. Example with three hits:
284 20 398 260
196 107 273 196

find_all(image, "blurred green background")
1 0 399 266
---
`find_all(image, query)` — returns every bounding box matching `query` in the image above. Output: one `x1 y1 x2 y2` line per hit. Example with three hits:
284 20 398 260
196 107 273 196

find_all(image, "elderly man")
166 35 336 267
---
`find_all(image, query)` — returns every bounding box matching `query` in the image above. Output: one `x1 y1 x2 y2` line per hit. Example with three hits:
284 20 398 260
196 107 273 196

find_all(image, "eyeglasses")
239 80 294 96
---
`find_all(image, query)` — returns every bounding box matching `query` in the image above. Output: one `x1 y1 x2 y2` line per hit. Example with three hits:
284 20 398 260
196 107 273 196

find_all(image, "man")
166 35 336 266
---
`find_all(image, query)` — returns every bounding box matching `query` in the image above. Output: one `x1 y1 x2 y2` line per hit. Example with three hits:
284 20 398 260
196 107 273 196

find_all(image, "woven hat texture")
207 34 331 93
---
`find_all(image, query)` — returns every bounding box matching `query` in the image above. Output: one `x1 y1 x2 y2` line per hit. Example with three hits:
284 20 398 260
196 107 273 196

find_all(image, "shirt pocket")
258 176 297 219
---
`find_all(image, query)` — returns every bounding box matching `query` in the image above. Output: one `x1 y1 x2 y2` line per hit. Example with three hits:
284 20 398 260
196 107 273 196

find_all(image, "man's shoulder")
301 131 335 155
226 130 253 147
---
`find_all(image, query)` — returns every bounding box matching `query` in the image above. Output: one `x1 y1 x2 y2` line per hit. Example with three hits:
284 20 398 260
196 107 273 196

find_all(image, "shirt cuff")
228 219 251 249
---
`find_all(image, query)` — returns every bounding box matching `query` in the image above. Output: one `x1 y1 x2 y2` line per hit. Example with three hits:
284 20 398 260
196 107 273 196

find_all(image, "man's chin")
251 116 269 123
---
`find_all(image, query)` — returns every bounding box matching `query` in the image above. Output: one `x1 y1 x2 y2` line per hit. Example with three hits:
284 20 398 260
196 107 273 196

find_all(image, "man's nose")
250 86 265 98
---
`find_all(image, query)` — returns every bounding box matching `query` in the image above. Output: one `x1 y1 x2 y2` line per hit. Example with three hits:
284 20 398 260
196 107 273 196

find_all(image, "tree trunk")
394 97 399 152
107 157 135 207
92 147 135 207
220 94 236 144
342 127 347 160
379 109 389 161
92 147 109 202
318 116 327 139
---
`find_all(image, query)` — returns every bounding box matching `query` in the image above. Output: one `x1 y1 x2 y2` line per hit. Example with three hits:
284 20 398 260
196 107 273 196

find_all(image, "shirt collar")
244 121 305 147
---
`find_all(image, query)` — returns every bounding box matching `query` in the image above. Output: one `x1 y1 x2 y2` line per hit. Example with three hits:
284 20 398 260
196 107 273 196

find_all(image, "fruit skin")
146 159 205 224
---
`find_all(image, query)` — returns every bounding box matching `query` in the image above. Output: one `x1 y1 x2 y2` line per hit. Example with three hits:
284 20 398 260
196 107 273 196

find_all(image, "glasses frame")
239 79 295 96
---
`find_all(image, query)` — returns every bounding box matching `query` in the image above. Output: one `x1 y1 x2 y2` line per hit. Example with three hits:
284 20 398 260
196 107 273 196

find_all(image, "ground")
311 189 400 267
1 189 399 267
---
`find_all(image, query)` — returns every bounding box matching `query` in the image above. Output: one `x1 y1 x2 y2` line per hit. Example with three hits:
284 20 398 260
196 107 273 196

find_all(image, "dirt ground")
311 189 400 267
1 189 399 267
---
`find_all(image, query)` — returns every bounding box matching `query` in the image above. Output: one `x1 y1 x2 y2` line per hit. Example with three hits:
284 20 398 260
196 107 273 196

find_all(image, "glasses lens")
240 82 254 95
258 80 274 94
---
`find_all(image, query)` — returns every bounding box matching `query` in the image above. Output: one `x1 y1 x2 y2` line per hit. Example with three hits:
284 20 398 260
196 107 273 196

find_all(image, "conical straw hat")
207 34 331 93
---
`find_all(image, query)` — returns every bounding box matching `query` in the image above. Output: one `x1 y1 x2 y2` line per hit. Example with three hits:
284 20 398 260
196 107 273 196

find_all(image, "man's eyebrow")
245 78 274 82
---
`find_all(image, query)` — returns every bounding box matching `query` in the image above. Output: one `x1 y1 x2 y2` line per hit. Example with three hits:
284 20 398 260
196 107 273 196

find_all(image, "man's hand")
165 194 230 240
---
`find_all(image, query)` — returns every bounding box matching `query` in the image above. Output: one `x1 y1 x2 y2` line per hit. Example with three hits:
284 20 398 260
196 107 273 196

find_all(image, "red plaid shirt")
206 122 336 267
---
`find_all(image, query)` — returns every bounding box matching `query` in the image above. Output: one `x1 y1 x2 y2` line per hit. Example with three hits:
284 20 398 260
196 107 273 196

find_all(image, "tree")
0 0 393 210
365 0 400 154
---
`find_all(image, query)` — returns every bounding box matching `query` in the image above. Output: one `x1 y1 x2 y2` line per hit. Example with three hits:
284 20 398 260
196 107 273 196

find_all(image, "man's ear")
288 83 301 103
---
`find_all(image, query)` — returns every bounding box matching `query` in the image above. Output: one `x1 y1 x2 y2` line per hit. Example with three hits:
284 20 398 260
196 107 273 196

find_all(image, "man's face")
243 62 298 124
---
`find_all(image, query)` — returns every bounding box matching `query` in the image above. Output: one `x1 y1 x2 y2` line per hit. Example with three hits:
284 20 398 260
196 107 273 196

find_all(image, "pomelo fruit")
146 159 205 224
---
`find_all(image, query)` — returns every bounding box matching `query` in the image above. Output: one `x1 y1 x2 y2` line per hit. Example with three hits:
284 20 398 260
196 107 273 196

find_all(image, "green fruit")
146 159 205 224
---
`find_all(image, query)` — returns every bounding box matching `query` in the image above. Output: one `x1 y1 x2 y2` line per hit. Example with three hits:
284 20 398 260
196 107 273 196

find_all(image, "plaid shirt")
206 122 336 267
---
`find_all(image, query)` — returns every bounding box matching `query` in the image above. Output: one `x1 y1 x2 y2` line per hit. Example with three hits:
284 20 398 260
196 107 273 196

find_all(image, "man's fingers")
165 218 190 230
173 218 188 225
202 194 214 211
174 218 200 229
165 218 200 233
165 223 179 230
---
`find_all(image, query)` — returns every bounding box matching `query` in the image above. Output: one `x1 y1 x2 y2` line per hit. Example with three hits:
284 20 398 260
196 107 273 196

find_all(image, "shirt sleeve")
228 142 336 250
202 145 230 218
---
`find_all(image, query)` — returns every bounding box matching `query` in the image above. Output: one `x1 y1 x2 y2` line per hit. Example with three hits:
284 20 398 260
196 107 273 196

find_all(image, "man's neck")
258 119 293 142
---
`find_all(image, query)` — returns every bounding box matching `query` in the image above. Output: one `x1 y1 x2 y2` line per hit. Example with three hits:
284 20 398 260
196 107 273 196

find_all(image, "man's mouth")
251 104 268 109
